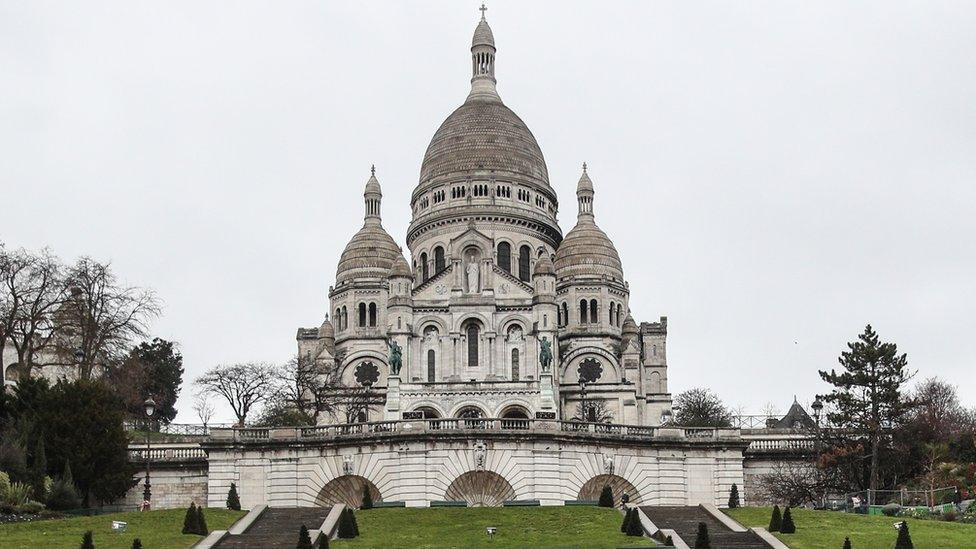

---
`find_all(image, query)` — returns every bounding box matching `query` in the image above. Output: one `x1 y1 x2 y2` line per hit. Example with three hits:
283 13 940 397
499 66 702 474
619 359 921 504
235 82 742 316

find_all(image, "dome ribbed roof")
554 221 623 280
336 225 402 284
389 254 413 278
472 18 495 48
418 100 550 185
533 253 555 276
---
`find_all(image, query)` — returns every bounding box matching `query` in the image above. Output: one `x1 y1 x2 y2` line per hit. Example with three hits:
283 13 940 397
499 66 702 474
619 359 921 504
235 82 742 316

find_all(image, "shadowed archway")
578 474 642 507
444 470 515 507
315 475 382 508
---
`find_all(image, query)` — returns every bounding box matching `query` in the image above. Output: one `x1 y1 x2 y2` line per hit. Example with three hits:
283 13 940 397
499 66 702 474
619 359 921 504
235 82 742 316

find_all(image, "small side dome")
472 17 495 48
318 317 335 339
389 253 413 279
533 253 555 277
622 313 638 336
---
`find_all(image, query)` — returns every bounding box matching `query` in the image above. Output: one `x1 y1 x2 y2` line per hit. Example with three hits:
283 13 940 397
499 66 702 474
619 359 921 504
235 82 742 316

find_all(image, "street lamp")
811 397 823 427
578 379 590 422
143 398 156 507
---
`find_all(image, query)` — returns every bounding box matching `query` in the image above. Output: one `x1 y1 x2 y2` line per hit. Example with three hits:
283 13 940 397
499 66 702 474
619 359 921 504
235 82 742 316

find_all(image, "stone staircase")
213 507 332 548
640 506 771 548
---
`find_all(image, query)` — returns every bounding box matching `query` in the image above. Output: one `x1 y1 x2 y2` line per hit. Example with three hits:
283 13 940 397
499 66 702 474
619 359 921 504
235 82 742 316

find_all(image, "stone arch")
454 311 491 333
450 403 487 419
497 313 529 334
559 347 621 384
415 315 448 335
340 351 388 386
499 404 530 419
578 474 642 507
413 405 442 419
444 470 516 507
315 475 382 508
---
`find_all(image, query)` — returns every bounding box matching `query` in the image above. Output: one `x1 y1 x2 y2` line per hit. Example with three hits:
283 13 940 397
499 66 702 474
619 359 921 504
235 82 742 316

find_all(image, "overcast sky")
2 1 974 422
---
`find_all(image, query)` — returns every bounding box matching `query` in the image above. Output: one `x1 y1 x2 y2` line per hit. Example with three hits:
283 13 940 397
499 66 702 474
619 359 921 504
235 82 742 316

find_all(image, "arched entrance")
444 470 515 507
578 474 642 507
315 475 382 509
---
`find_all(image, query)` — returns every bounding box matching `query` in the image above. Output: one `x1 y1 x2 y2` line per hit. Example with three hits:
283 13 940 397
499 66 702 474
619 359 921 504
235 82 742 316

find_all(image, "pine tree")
895 521 913 549
182 502 198 535
768 505 782 532
620 508 632 533
728 483 740 508
80 530 95 549
694 522 711 549
780 507 796 534
598 485 614 507
361 485 373 510
196 505 209 535
627 508 644 536
843 537 852 549
296 525 313 549
226 482 241 510
131 539 143 549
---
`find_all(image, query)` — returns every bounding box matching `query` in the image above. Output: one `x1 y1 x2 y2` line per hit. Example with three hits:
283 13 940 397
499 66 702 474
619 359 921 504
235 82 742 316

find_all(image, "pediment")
412 265 454 301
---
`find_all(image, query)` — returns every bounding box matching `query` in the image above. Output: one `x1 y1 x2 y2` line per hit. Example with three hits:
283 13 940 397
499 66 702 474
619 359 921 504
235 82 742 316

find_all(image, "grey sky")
2 1 974 422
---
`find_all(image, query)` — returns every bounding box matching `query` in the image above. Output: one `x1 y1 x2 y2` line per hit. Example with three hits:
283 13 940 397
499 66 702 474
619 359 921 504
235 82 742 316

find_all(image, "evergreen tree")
780 507 796 534
318 534 329 548
29 436 48 498
895 521 913 549
728 483 740 508
296 525 313 549
843 537 852 549
131 539 143 549
665 535 674 547
226 482 241 511
80 530 95 549
361 485 373 510
694 522 711 549
598 485 614 507
620 508 631 533
182 502 198 535
350 509 360 537
627 509 644 536
819 325 914 494
337 508 357 539
196 505 209 535
768 505 782 532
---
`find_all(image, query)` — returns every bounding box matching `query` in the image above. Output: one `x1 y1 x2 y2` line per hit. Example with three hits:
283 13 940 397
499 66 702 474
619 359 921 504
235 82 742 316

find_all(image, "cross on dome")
479 3 487 20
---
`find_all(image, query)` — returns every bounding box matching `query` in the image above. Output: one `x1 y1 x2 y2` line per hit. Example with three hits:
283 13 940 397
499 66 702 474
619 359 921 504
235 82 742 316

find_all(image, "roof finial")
479 3 487 20
582 162 587 173
370 164 376 176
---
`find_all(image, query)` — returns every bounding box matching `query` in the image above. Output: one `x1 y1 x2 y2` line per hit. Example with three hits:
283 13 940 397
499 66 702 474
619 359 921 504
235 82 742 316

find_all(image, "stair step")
640 506 771 549
214 506 332 548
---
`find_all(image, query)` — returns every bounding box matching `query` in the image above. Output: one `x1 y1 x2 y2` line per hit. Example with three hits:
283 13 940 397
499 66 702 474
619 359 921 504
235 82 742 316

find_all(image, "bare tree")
195 362 276 426
274 354 342 423
192 392 216 428
672 388 734 427
55 257 160 379
0 247 69 377
572 400 614 423
755 461 830 507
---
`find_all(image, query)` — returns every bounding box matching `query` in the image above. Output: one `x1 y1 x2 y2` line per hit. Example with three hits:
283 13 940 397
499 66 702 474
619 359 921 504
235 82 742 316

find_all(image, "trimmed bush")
351 509 359 537
598 485 614 507
620 507 631 533
196 505 209 535
843 536 852 549
895 521 913 549
337 508 358 539
132 539 143 549
17 500 44 514
627 508 644 536
781 507 796 534
665 535 674 547
694 521 710 549
182 502 198 535
318 533 329 548
728 483 740 508
361 485 373 510
46 476 82 511
226 482 241 511
768 505 782 532
882 503 901 517
81 530 95 549
297 524 313 549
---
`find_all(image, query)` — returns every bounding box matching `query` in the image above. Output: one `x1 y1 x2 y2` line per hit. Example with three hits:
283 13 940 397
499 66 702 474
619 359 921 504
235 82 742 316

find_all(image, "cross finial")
479 3 487 20
370 164 376 176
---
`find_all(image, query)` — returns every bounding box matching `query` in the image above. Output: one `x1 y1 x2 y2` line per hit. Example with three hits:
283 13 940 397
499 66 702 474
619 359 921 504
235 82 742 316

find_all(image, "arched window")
518 245 531 282
589 299 598 324
427 349 436 383
434 246 446 273
335 308 342 330
420 252 429 282
617 305 623 327
466 323 480 367
609 303 615 327
358 303 367 327
511 349 520 381
342 306 348 330
497 242 511 273
562 303 569 327
368 303 377 327
580 299 588 324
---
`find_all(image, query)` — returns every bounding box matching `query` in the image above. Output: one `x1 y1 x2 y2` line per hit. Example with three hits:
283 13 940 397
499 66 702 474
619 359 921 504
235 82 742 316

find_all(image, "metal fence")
841 487 959 508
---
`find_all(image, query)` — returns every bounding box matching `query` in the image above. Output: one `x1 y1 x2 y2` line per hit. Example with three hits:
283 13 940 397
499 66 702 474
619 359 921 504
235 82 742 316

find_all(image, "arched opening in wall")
579 299 588 324
341 306 348 330
561 302 569 327
589 299 598 324
500 405 529 419
609 303 615 327
4 364 19 384
455 405 486 428
335 308 342 330
427 349 436 383
496 242 511 273
518 245 531 282
315 475 383 508
414 406 441 419
368 303 377 327
577 474 642 507
434 246 446 273
358 303 367 327
444 470 516 507
421 252 429 281
510 349 519 381
617 305 623 327
464 321 481 367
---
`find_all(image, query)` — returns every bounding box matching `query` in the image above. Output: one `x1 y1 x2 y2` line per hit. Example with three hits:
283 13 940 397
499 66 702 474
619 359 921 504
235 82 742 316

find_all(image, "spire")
364 165 382 225
577 162 595 220
468 6 501 103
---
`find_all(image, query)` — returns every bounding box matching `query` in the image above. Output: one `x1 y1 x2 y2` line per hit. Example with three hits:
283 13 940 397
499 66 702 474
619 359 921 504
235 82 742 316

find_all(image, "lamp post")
143 398 156 507
660 408 673 427
811 397 823 428
810 397 824 508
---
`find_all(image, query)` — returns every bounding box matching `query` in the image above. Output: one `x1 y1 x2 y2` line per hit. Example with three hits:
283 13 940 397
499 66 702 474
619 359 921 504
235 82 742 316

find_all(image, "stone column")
486 334 496 379
385 376 400 420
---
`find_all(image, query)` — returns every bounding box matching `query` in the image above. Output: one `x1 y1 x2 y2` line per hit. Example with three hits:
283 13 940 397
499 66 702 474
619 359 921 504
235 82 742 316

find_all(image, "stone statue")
465 259 480 293
603 453 614 475
539 337 552 373
388 339 403 376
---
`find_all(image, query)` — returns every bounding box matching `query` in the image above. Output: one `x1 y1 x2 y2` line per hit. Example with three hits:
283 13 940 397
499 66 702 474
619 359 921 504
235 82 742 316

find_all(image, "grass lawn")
0 507 245 549
331 506 655 549
726 507 976 549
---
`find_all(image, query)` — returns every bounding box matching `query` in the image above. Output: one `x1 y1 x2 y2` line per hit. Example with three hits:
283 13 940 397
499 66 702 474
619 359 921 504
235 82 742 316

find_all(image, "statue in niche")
508 326 523 343
465 252 480 293
343 455 354 476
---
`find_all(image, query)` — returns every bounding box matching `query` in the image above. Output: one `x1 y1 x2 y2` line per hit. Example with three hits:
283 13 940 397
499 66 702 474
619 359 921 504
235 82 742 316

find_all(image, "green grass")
0 507 245 549
332 507 654 549
726 507 976 549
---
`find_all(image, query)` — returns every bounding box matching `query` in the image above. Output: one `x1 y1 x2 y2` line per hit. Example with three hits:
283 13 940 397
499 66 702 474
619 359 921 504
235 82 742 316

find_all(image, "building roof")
553 166 623 280
336 171 402 284
774 399 816 430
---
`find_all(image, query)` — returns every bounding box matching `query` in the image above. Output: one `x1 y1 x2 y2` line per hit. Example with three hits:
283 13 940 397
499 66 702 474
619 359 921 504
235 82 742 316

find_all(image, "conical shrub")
80 530 95 549
620 508 632 533
361 485 373 510
728 483 740 508
598 485 614 507
694 522 710 549
226 482 241 510
296 524 313 549
182 502 198 535
768 505 782 532
337 508 357 539
781 507 796 534
131 539 143 549
627 508 644 536
843 537 852 549
196 505 209 535
895 521 913 549
318 533 329 548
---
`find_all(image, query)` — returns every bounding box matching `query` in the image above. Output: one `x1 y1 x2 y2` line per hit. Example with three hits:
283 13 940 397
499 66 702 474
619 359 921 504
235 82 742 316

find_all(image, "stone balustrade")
127 444 207 462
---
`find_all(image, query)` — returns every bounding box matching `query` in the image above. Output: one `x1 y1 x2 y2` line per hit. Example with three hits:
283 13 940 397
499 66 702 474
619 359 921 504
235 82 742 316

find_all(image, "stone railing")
745 437 816 453
128 443 207 462
124 421 235 438
211 419 741 444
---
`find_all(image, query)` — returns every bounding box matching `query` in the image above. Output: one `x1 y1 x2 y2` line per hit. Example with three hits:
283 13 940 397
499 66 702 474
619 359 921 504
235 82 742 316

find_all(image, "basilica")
297 10 671 428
